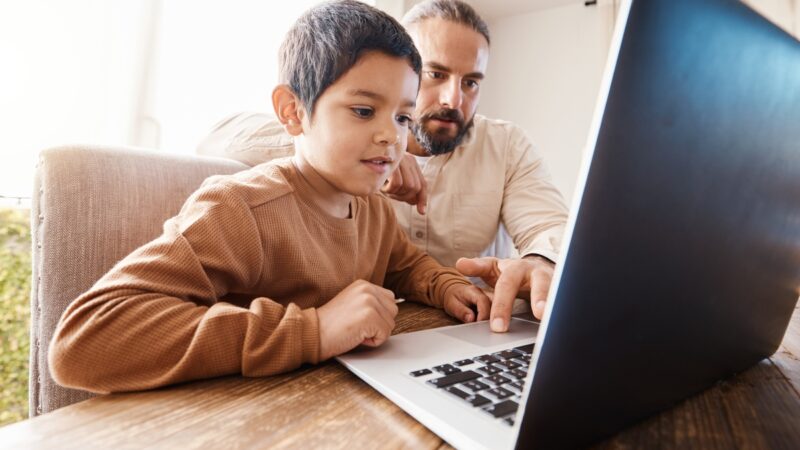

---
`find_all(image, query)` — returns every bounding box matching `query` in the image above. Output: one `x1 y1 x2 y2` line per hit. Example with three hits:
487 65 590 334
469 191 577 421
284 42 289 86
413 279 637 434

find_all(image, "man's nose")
439 78 463 109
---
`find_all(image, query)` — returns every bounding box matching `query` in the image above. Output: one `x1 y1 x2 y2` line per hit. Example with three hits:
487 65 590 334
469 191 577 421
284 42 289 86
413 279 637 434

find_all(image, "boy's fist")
442 283 491 323
317 280 399 360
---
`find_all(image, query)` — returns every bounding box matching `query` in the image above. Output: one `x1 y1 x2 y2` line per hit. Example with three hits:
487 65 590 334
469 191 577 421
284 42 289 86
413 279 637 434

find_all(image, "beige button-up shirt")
198 112 568 268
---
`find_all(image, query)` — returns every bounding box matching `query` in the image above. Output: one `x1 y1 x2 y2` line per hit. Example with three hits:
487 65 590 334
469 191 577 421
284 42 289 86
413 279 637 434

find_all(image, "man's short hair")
279 0 422 118
402 0 490 45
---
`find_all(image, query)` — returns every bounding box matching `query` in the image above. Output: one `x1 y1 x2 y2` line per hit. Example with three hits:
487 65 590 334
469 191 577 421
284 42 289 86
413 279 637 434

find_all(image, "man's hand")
382 152 428 215
455 255 555 332
442 283 491 323
317 280 399 360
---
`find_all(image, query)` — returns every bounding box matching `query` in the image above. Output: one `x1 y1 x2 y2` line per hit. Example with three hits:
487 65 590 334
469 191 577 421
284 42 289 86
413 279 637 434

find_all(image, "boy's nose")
374 119 400 146
375 131 400 146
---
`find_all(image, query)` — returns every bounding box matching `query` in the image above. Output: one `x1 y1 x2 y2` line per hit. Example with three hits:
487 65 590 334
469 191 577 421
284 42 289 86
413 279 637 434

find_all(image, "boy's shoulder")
194 158 296 210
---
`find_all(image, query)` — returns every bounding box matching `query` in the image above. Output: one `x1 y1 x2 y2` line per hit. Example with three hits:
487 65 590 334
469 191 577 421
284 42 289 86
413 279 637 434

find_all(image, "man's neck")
405 131 429 157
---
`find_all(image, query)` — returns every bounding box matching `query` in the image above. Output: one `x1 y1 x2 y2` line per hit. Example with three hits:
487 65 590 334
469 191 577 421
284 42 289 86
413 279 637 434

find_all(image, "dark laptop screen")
518 0 800 448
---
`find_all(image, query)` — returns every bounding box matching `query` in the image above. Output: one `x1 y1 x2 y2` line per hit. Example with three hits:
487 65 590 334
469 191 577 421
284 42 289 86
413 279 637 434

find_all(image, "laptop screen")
517 0 800 448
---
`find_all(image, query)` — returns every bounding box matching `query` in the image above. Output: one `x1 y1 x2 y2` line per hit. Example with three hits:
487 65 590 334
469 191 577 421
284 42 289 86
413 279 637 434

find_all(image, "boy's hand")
442 284 491 323
382 153 428 215
317 280 399 360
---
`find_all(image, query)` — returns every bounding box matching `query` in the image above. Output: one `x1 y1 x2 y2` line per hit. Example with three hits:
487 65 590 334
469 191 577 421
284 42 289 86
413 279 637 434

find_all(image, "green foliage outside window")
0 207 31 426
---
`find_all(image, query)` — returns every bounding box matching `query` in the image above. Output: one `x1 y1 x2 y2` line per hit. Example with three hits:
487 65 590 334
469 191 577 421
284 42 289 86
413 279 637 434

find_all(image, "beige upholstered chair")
29 145 247 416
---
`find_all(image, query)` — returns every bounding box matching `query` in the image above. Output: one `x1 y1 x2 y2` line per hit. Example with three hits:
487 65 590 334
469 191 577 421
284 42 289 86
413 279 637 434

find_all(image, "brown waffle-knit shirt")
49 158 470 394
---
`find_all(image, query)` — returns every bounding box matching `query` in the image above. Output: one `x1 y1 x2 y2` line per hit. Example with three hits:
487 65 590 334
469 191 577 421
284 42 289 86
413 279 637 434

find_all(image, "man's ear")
272 84 305 136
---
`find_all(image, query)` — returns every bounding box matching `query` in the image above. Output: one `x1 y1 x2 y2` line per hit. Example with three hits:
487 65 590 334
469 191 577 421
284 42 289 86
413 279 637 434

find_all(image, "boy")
49 0 491 394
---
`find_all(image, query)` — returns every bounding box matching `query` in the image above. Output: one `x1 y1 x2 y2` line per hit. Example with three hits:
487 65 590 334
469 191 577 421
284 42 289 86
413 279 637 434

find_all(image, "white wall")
743 0 799 35
0 0 150 198
479 1 617 203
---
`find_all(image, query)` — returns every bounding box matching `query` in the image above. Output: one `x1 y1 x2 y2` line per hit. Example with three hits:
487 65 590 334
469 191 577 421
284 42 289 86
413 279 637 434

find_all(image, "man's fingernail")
491 318 506 332
535 301 546 312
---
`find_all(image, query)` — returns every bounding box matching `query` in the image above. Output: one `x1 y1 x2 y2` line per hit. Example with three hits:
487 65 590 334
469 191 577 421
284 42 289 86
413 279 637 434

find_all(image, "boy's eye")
351 107 374 118
396 114 413 125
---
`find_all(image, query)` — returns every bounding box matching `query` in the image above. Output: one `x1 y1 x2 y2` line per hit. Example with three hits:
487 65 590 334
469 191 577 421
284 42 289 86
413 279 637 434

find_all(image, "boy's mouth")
360 156 394 174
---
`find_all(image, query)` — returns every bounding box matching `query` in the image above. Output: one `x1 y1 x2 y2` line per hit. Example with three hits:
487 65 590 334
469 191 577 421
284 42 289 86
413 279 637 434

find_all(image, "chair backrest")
30 145 248 416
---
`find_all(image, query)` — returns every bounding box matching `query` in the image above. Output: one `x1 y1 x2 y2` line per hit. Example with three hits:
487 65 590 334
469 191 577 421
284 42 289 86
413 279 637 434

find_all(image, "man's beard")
412 108 474 156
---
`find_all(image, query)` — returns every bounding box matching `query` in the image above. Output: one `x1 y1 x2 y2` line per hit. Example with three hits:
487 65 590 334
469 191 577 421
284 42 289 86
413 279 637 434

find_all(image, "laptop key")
476 365 503 376
427 370 481 388
494 349 522 360
462 380 490 392
410 369 432 377
511 357 530 368
433 364 461 375
475 354 501 364
514 344 534 354
508 381 525 392
495 360 521 370
508 368 527 379
503 417 515 426
486 387 514 399
454 359 475 367
445 386 471 400
483 374 511 386
467 395 491 407
483 400 519 418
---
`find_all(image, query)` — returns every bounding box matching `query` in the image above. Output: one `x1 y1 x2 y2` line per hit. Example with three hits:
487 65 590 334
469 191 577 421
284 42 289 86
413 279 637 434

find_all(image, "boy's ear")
272 84 305 136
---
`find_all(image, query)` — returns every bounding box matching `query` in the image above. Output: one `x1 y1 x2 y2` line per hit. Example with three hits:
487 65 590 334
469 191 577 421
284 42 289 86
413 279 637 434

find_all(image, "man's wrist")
523 253 556 265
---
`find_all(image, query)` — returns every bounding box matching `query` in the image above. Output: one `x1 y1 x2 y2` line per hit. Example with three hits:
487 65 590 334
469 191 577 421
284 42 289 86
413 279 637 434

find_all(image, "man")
198 0 568 332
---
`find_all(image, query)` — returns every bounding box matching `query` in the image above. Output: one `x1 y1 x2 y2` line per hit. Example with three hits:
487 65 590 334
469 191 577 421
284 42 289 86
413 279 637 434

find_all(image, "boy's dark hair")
279 0 422 118
402 0 490 45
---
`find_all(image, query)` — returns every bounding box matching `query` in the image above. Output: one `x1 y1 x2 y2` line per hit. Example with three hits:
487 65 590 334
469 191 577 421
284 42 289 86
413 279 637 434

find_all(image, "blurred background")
0 0 797 425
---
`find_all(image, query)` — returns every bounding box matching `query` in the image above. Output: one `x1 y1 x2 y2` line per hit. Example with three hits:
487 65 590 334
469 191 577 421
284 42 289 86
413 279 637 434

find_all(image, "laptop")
337 0 800 448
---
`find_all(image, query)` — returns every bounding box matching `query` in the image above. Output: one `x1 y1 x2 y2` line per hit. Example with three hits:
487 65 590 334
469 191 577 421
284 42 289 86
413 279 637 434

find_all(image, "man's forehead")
409 18 489 74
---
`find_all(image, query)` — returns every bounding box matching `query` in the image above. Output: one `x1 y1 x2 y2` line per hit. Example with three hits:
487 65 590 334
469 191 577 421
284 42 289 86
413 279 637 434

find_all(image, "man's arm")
458 126 568 332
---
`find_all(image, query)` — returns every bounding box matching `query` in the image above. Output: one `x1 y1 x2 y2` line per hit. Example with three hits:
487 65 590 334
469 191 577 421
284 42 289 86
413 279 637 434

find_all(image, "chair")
29 145 247 416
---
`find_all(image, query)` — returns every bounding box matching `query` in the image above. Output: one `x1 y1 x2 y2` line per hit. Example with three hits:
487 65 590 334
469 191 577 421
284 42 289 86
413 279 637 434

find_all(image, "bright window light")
0 0 375 201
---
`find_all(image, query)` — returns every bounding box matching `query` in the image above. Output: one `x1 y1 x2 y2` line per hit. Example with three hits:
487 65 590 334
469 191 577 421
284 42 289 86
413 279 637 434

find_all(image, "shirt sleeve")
48 182 319 394
501 126 570 263
196 112 295 166
380 200 471 308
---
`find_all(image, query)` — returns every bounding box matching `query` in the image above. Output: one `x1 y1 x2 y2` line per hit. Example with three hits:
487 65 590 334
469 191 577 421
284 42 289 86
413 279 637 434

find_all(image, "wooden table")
3 302 799 449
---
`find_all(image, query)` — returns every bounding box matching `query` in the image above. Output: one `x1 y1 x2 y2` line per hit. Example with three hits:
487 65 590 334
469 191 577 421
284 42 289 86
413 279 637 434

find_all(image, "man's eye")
427 71 445 80
351 107 374 118
464 79 480 89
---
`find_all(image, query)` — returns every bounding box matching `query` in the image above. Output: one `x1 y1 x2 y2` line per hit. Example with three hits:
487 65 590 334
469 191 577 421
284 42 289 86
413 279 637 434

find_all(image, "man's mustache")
420 108 464 126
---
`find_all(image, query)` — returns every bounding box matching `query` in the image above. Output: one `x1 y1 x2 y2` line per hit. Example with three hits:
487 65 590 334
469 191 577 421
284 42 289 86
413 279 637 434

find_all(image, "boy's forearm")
49 289 320 393
386 254 471 309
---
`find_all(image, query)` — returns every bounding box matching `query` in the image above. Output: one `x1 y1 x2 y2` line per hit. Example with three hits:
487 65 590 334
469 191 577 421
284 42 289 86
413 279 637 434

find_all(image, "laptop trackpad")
436 318 537 347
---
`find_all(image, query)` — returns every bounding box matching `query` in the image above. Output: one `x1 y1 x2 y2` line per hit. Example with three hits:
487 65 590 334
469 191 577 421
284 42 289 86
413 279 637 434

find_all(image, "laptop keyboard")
409 343 534 426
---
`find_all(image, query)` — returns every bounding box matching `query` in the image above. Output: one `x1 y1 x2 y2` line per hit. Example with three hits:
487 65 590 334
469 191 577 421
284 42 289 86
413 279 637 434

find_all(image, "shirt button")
415 231 424 239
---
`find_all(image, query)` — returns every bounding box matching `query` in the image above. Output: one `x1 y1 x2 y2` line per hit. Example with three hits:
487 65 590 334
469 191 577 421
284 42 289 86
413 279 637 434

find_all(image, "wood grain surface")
2 302 798 449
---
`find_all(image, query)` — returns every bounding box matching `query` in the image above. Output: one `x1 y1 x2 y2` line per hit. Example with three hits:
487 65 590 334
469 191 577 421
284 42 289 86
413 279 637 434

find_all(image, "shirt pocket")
451 193 501 253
